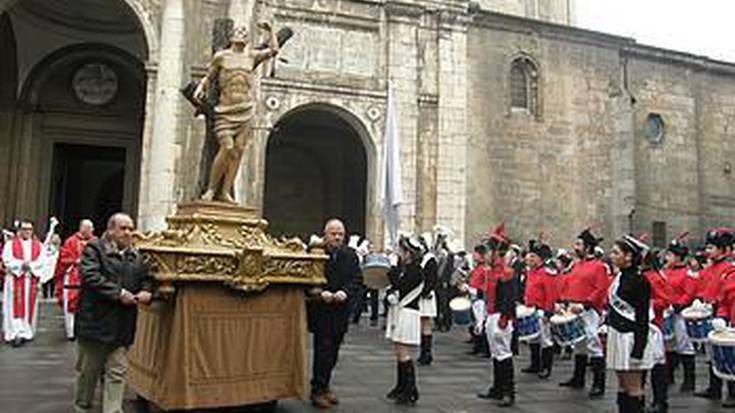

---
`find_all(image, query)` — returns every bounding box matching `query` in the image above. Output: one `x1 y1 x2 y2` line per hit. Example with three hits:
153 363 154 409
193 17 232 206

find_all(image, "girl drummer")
607 234 653 413
384 235 424 405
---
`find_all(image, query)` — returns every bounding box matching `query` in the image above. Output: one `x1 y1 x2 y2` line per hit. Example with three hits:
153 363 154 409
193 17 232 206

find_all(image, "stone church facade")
1 0 734 248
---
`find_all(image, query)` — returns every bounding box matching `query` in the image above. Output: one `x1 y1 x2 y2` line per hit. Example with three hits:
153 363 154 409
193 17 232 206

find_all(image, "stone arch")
263 102 378 240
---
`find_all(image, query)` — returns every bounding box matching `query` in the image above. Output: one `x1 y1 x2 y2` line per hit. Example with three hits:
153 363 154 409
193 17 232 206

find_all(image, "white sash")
608 274 636 323
398 282 425 309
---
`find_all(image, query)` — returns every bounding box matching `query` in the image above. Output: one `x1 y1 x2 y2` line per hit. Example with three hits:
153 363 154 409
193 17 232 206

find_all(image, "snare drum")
515 305 540 341
550 313 586 346
710 330 735 381
683 307 713 343
449 296 472 326
362 254 391 289
662 309 675 342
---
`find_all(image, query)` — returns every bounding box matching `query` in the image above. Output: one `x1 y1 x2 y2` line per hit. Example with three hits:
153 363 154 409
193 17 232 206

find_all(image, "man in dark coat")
309 218 363 409
73 213 153 413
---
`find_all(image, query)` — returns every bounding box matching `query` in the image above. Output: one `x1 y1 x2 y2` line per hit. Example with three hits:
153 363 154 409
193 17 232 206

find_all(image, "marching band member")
696 228 735 405
385 235 424 405
607 234 653 413
522 239 559 378
417 232 440 366
663 236 698 392
465 244 490 357
2 220 46 347
642 248 672 413
476 224 517 407
558 228 610 398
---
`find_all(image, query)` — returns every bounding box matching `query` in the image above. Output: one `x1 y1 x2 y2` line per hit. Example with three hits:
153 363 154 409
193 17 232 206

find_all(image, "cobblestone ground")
0 302 729 413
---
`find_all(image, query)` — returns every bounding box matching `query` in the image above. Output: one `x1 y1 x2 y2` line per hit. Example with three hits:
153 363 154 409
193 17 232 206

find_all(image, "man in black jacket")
73 213 153 413
309 219 363 409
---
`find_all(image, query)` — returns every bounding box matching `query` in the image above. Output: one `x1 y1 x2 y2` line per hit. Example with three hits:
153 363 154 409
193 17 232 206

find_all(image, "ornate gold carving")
136 201 327 293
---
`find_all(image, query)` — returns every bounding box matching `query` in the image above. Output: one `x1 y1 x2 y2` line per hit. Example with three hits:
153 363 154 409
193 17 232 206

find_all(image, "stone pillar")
610 93 636 237
435 12 469 242
139 0 186 231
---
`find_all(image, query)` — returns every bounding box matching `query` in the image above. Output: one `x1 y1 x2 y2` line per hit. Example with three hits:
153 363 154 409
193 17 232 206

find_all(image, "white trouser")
573 308 604 358
62 276 76 339
485 313 514 361
650 325 666 366
532 315 554 349
672 313 695 355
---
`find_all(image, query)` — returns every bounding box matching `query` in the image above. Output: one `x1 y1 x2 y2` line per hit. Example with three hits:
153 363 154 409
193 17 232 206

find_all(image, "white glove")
474 322 484 336
713 317 728 332
334 290 348 302
387 292 399 306
537 309 545 318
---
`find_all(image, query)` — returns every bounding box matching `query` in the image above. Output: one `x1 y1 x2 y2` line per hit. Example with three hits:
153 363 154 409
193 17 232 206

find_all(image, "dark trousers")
351 287 379 322
311 306 348 396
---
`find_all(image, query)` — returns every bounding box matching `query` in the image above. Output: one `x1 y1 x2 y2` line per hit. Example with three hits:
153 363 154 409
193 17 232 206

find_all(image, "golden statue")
193 22 279 204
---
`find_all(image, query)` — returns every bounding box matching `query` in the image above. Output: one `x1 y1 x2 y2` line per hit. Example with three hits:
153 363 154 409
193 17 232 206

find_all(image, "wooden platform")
127 285 307 410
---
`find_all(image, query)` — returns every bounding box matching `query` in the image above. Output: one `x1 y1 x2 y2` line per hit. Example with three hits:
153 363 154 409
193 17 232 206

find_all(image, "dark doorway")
50 143 126 238
264 109 367 241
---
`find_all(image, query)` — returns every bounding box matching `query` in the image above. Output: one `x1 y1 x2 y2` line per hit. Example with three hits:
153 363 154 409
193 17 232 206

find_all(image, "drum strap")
398 282 425 308
609 275 636 322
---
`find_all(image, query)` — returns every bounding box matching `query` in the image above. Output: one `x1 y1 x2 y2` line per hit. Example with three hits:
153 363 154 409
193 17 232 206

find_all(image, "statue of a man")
194 22 279 203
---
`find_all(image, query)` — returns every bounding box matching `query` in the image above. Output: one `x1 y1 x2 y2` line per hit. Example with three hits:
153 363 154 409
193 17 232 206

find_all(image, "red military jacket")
524 265 559 313
715 265 735 321
483 258 511 315
560 258 609 313
700 258 732 304
644 268 672 328
665 264 699 307
469 264 487 291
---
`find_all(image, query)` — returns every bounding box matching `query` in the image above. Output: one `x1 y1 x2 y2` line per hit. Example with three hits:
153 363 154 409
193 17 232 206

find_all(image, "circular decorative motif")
72 63 118 106
367 106 381 121
645 113 665 144
265 95 280 111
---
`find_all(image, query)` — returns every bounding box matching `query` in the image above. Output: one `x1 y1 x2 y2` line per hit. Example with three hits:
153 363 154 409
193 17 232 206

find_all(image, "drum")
710 329 735 381
662 309 675 342
449 296 472 325
515 305 540 341
550 313 586 346
362 253 391 289
683 306 713 343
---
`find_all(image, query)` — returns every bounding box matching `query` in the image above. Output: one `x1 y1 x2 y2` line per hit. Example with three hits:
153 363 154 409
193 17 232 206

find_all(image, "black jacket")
76 236 153 347
388 261 424 310
323 245 363 299
607 266 650 359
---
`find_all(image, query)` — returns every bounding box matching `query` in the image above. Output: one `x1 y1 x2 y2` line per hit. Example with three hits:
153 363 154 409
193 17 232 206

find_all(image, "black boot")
478 359 502 400
588 357 606 398
468 334 481 355
617 393 626 413
723 381 735 408
395 360 419 405
560 354 588 388
538 346 554 379
386 361 405 399
665 352 679 385
497 358 515 407
695 363 723 399
522 342 541 373
646 364 669 413
418 334 433 366
679 354 696 393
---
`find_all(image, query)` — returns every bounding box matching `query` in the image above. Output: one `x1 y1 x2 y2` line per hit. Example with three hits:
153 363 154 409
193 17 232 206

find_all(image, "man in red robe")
2 220 45 347
55 219 96 340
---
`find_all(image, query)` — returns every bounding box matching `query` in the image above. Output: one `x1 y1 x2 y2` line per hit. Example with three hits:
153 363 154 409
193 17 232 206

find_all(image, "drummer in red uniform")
642 246 673 413
696 228 735 406
476 224 518 407
521 238 558 379
663 236 698 393
558 228 609 398
463 244 490 357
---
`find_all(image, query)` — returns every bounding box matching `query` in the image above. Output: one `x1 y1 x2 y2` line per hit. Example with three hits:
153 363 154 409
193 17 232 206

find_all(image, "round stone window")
645 113 665 144
72 62 118 106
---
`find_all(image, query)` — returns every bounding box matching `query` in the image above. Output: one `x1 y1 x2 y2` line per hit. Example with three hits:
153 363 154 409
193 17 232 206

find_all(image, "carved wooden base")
135 201 327 292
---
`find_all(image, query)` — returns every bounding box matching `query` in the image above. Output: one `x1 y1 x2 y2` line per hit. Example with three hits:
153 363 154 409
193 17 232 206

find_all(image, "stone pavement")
0 302 730 413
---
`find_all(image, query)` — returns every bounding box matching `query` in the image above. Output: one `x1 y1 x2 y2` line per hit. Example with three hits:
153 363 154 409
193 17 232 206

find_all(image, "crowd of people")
336 223 735 413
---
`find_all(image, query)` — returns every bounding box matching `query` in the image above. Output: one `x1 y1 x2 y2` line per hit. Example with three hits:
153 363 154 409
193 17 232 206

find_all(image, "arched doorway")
1 0 148 238
264 106 369 240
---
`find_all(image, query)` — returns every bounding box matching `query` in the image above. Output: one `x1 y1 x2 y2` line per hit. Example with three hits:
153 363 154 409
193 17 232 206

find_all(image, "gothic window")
509 56 539 116
652 221 667 248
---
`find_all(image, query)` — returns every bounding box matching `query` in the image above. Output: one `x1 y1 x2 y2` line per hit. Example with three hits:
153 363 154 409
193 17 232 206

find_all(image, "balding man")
55 219 96 340
309 219 363 409
74 213 153 413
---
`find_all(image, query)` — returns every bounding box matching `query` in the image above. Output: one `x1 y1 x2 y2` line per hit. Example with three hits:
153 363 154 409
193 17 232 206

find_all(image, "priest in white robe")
2 220 45 347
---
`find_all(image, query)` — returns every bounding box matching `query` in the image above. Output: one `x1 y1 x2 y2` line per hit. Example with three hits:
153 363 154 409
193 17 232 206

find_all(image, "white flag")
380 83 403 249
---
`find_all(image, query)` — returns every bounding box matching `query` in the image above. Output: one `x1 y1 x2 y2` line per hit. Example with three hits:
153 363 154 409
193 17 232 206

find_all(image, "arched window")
509 56 539 115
